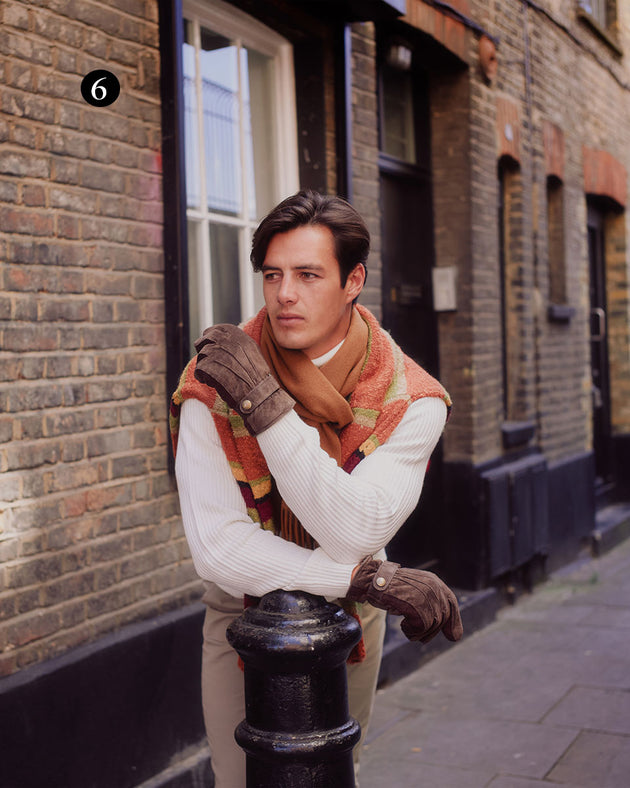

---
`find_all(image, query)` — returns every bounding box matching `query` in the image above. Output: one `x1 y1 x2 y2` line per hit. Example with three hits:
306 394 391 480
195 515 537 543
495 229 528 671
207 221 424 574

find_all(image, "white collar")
311 338 345 367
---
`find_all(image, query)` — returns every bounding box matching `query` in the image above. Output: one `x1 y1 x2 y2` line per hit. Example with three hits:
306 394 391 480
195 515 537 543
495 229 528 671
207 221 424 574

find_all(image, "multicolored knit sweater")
170 305 450 538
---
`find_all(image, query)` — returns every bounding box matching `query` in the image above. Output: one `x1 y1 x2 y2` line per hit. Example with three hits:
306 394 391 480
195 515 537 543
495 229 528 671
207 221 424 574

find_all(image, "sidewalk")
360 536 630 788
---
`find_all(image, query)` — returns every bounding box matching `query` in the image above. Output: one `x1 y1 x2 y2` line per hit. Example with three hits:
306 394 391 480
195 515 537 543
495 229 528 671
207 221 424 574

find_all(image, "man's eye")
300 272 317 280
264 272 279 281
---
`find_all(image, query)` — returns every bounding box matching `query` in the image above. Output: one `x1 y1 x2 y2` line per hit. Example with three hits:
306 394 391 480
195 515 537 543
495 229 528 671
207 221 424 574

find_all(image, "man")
170 190 462 787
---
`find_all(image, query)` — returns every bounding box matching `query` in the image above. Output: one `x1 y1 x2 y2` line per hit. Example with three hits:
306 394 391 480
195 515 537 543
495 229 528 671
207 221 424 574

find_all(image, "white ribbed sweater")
175 395 447 600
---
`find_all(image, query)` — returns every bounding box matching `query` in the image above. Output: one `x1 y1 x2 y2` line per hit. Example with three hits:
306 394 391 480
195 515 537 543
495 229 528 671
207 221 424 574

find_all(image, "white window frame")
183 0 299 333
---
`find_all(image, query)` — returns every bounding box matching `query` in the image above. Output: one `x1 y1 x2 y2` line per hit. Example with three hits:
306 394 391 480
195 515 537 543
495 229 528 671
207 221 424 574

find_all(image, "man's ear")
345 263 366 302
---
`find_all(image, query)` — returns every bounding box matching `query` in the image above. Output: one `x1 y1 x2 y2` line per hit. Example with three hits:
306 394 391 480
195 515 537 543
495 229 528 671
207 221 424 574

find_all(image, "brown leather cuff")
244 386 295 435
369 560 399 592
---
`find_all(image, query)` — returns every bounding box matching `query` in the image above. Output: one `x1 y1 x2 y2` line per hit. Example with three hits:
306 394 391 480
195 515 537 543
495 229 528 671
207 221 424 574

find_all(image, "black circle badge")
81 70 120 107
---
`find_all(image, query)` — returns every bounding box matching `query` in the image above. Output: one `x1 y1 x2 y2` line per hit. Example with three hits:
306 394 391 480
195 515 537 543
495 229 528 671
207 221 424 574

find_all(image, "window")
546 176 566 305
378 40 431 172
578 0 612 28
577 0 620 51
498 156 526 422
381 65 416 164
182 0 299 346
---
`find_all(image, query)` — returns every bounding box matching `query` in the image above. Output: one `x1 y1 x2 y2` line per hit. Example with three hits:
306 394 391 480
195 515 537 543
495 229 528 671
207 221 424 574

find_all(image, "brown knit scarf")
259 307 369 548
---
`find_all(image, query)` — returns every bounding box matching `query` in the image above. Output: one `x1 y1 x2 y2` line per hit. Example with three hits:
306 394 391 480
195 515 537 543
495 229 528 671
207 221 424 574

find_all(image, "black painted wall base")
545 451 596 571
613 433 630 501
440 450 597 589
0 604 207 788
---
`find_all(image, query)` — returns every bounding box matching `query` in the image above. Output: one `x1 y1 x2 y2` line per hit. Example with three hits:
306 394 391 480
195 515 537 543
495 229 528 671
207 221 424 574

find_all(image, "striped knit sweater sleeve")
175 395 446 600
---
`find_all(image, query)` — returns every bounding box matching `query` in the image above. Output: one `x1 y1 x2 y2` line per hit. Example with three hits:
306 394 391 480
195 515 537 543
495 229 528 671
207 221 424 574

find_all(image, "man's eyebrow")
261 263 326 271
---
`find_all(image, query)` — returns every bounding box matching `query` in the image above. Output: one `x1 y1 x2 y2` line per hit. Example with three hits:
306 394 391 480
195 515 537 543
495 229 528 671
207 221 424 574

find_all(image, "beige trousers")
201 583 387 788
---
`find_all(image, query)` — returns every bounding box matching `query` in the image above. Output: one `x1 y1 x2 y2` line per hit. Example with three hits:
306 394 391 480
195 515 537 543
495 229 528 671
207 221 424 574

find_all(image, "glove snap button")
241 399 253 413
375 576 387 588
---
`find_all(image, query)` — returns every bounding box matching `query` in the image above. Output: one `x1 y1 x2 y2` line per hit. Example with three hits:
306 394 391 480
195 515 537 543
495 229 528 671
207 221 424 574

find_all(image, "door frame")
587 201 615 497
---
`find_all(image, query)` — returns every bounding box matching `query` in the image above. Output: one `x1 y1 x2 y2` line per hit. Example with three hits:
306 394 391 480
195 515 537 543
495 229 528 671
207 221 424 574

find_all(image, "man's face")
262 224 365 359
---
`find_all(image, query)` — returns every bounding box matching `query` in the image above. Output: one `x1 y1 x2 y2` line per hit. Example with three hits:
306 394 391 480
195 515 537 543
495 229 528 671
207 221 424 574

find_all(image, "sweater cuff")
294 548 355 599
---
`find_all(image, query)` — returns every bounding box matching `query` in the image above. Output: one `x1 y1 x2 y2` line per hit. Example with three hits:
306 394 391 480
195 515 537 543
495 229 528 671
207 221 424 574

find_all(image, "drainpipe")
338 24 354 203
522 0 542 439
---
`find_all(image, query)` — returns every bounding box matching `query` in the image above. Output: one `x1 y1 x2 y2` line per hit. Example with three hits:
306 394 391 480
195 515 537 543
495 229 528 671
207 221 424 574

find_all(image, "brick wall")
351 22 382 319
0 0 199 677
430 66 475 462
457 0 630 464
416 0 630 466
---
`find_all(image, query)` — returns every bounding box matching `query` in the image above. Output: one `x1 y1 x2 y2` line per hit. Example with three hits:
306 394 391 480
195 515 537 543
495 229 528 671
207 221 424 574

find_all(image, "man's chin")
271 324 307 351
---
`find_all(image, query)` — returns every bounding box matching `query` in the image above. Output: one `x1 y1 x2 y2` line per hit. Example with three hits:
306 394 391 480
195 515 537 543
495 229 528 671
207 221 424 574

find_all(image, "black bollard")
226 590 362 788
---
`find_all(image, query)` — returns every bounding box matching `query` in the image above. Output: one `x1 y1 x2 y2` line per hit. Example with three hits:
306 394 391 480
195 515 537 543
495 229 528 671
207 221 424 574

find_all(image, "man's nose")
278 276 297 304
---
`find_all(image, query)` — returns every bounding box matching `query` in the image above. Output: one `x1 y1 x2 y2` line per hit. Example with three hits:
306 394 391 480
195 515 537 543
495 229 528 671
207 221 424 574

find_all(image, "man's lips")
275 314 304 323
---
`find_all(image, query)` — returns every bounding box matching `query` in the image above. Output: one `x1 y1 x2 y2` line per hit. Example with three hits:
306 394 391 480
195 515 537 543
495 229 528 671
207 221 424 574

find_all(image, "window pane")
209 223 241 324
381 68 416 164
200 30 242 215
183 21 200 209
243 48 276 220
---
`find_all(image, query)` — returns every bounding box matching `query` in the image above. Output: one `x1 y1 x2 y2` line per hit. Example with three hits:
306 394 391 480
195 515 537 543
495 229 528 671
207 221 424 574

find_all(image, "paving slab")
544 686 630 735
359 751 493 788
359 537 630 788
546 730 630 786
361 713 578 782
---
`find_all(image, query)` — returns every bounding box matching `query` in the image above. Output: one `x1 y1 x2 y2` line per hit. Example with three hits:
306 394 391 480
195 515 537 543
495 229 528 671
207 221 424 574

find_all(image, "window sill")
502 420 536 450
548 303 576 324
577 9 623 57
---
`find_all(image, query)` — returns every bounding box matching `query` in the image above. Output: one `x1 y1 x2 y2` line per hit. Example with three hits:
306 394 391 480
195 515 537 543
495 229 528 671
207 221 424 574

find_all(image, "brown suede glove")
347 558 463 644
194 324 295 435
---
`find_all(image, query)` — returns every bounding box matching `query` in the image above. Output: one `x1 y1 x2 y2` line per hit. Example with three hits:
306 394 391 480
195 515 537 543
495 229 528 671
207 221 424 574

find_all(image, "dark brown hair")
250 190 370 286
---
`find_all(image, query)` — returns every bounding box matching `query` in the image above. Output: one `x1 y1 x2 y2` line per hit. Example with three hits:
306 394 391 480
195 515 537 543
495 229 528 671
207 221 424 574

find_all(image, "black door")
380 162 438 375
378 57 441 568
587 203 614 495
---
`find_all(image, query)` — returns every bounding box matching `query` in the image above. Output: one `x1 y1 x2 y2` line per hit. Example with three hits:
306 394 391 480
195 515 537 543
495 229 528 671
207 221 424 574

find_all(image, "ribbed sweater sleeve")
175 398 355 599
257 397 447 563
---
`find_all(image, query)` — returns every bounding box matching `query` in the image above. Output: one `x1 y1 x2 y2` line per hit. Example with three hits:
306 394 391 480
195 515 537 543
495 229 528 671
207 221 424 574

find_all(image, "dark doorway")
378 42 440 568
587 202 615 498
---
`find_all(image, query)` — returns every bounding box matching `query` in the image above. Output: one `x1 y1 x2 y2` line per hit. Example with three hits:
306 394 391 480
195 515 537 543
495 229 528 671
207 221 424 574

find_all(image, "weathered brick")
0 472 22 503
86 481 134 512
81 164 126 194
5 439 61 471
7 383 63 413
16 588 42 615
111 454 148 479
6 609 62 648
7 554 65 590
55 48 80 76
50 186 98 213
16 413 45 440
3 3 30 29
95 355 118 376
41 572 95 607
39 298 90 323
22 184 46 206
0 206 54 236
0 150 51 178
3 324 58 352
3 87 56 122
41 128 90 158
87 429 131 458
33 12 83 48
56 213 81 239
0 418 14 444
0 180 18 202
12 295 38 321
